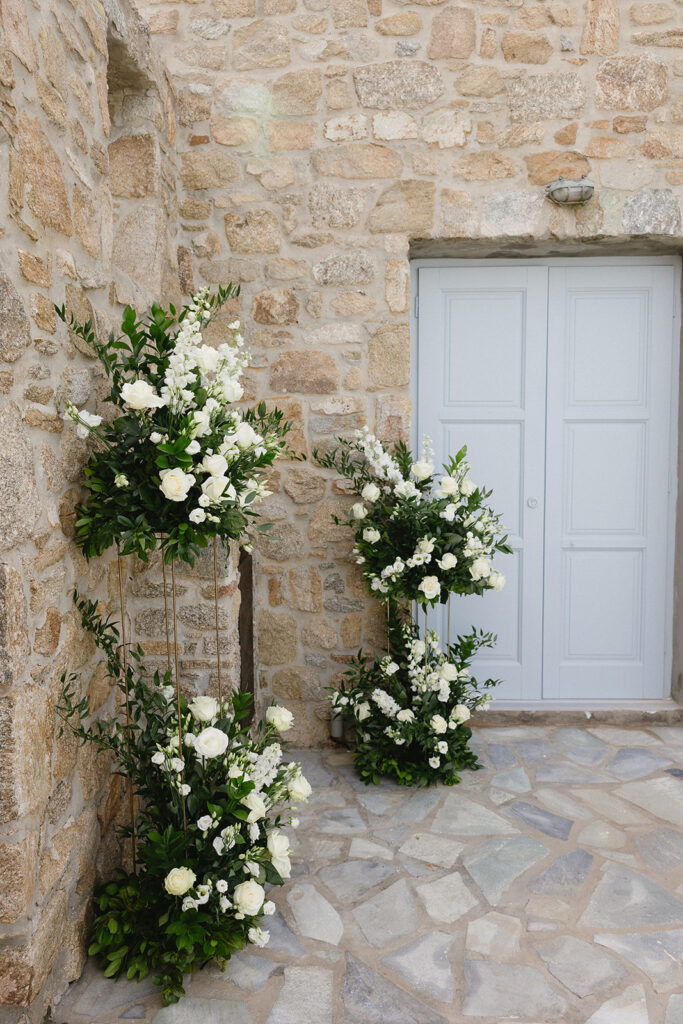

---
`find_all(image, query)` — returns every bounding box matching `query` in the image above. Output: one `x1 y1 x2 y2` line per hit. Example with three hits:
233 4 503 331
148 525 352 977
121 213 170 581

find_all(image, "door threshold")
472 698 683 727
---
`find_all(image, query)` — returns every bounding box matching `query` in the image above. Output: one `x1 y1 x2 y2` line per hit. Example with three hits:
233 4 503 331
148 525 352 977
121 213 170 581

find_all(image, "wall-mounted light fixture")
544 175 595 206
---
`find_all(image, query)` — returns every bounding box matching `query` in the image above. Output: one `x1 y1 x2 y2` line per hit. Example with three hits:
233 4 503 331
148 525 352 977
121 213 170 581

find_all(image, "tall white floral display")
57 288 311 1005
318 430 511 788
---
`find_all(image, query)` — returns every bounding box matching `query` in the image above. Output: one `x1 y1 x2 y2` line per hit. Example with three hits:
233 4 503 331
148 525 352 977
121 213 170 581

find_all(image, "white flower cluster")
370 687 402 719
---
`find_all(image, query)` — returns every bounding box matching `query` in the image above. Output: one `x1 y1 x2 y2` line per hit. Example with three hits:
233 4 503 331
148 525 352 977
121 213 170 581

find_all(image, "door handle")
526 497 538 509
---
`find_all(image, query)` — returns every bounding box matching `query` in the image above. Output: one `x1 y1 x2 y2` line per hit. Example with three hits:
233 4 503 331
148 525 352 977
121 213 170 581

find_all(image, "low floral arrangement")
59 597 311 1005
317 429 510 786
58 286 291 565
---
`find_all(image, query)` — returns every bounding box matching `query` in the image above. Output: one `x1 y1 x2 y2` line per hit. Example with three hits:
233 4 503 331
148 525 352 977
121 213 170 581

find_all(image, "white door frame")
411 256 682 705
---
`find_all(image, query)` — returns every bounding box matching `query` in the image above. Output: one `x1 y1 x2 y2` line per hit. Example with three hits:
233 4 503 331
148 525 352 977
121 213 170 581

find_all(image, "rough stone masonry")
2 0 683 1017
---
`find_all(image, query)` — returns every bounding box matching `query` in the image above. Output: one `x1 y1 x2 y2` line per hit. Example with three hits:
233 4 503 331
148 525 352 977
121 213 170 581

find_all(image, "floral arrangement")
58 286 291 565
332 621 495 786
59 597 311 1005
316 430 510 786
316 429 510 607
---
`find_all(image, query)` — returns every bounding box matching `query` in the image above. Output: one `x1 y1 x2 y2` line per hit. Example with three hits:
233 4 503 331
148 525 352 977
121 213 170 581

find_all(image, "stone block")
271 351 339 393
525 150 591 185
427 6 475 58
368 323 411 387
17 115 72 235
258 610 298 665
264 121 316 151
376 12 421 34
313 142 402 178
457 66 504 97
0 408 39 553
581 0 619 54
313 252 374 286
233 20 290 70
502 31 553 63
0 834 37 923
112 205 166 297
453 152 519 181
109 134 160 197
0 274 31 363
595 55 668 111
309 183 365 228
181 150 240 190
225 210 281 253
353 60 443 108
507 72 585 121
368 180 435 233
0 685 52 824
333 0 368 27
252 287 300 324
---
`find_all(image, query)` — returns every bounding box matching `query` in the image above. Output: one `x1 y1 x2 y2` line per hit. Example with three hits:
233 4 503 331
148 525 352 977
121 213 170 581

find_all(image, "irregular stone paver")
381 931 454 1002
462 959 567 1019
503 800 573 839
606 747 672 780
266 966 333 1024
416 870 478 923
635 827 683 872
54 725 683 1024
318 859 394 901
580 863 683 928
464 835 548 905
398 832 463 868
528 848 594 894
465 911 522 958
492 766 531 793
352 878 418 947
343 953 449 1024
618 776 683 828
596 930 683 992
585 983 650 1024
286 883 343 944
432 794 519 836
536 935 627 997
152 998 251 1023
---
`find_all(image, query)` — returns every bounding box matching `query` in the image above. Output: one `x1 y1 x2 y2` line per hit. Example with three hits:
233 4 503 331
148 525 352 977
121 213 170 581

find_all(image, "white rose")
194 345 220 374
179 783 191 796
437 740 448 754
188 695 219 722
439 663 458 682
216 879 228 893
191 410 211 437
197 814 213 831
151 751 165 765
121 379 165 410
453 704 471 723
361 482 381 502
351 503 367 520
288 773 312 803
221 378 244 404
411 459 434 481
440 503 457 523
159 468 195 502
266 706 294 733
194 726 229 759
189 508 206 524
202 453 228 477
233 880 265 916
164 866 196 896
460 479 476 496
263 900 275 916
150 432 163 444
234 422 259 449
363 528 381 544
242 791 267 822
396 709 414 723
470 556 491 581
186 440 201 456
431 714 448 734
267 831 292 878
429 757 440 769
437 476 459 497
489 571 505 591
437 553 458 571
356 702 371 722
418 576 441 601
202 476 230 503
394 479 420 499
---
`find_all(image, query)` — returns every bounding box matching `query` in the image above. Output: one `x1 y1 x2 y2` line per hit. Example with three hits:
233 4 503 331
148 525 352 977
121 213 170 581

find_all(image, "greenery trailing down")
59 595 311 1005
316 429 510 787
57 285 294 566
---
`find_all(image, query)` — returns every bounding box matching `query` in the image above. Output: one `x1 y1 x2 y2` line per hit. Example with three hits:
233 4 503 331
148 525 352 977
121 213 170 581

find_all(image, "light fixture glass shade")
545 176 595 206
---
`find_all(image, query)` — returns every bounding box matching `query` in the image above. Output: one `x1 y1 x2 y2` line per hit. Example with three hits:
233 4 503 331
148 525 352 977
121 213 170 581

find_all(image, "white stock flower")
189 508 206 524
470 556 491 581
202 453 228 477
362 528 380 544
266 706 293 732
351 503 367 520
288 773 312 803
191 410 211 437
394 479 419 500
189 695 219 721
431 714 448 734
114 473 129 488
361 482 381 502
221 378 244 403
121 380 165 410
194 727 229 759
411 459 434 481
241 791 267 822
437 553 458 571
233 880 265 916
384 661 399 676
194 345 220 374
164 867 196 896
159 468 195 502
418 576 441 601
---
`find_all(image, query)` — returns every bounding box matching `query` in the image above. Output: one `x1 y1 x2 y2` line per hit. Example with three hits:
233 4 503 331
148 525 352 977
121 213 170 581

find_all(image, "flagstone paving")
55 723 683 1024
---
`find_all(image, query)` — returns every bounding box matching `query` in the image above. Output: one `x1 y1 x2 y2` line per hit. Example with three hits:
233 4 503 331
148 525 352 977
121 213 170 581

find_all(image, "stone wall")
141 0 683 744
0 0 241 1017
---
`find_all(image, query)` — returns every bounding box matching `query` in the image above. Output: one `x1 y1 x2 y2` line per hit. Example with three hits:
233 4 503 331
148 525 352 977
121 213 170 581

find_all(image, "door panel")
417 261 677 702
543 265 676 699
418 266 548 700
